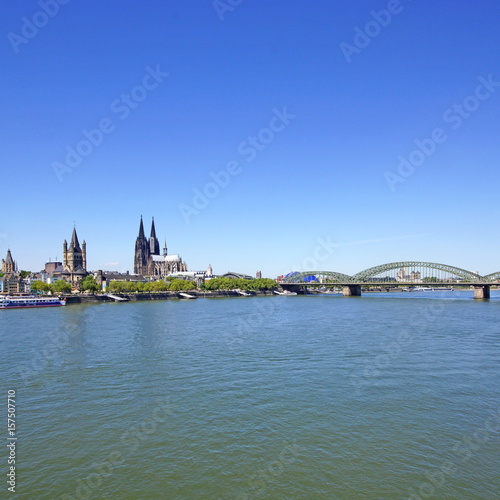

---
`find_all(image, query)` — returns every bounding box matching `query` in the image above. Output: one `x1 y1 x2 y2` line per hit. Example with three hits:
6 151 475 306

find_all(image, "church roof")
5 249 14 265
70 227 81 252
151 254 182 262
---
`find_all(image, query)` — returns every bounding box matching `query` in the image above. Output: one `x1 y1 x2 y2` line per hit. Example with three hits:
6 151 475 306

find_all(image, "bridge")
279 261 499 299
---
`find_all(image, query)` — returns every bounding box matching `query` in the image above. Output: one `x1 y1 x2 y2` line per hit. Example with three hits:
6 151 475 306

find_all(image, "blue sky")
2 0 499 278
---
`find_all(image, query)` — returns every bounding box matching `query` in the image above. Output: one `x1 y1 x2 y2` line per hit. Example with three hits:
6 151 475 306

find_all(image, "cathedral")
134 217 188 277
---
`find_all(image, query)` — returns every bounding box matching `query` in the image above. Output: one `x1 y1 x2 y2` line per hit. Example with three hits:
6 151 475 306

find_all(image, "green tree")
31 280 51 294
51 280 72 294
169 279 196 291
80 275 100 293
108 281 125 293
204 277 277 291
152 280 170 291
123 281 137 293
19 270 31 279
255 278 278 290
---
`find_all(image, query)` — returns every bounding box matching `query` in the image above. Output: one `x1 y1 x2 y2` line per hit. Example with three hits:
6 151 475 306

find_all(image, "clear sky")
2 0 499 278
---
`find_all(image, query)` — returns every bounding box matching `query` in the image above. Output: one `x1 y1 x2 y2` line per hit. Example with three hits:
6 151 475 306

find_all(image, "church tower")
1 249 17 274
149 217 160 256
64 227 86 272
134 216 150 275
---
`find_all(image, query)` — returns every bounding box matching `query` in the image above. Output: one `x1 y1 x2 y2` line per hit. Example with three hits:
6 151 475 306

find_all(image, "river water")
1 291 499 499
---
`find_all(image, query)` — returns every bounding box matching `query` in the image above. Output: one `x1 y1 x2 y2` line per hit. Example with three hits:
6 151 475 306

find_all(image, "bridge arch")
483 272 500 282
351 261 483 282
281 271 352 283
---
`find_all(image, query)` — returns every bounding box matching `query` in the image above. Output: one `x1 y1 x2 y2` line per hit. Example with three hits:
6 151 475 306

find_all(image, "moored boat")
274 290 298 296
0 295 66 309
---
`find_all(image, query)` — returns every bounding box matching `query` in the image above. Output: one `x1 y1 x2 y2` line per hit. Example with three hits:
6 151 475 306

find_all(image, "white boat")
178 292 197 299
0 295 66 309
235 290 252 296
274 290 298 296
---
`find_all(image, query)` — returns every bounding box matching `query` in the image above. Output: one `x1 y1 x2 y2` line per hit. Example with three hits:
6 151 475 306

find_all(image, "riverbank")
64 290 275 304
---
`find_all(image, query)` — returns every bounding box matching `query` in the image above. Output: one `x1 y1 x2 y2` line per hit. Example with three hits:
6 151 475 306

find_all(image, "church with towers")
63 227 87 277
50 227 89 285
1 249 17 274
134 217 188 277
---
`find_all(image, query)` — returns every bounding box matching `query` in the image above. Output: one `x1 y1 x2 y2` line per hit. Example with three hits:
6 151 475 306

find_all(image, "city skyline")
3 1 500 277
2 219 498 280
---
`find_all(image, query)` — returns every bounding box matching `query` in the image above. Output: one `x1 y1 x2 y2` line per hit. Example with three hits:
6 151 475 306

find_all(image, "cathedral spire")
163 238 167 256
150 217 157 240
149 217 160 255
134 215 151 274
138 216 145 239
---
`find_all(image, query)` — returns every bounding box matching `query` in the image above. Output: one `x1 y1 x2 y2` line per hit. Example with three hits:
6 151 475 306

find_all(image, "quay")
63 290 275 304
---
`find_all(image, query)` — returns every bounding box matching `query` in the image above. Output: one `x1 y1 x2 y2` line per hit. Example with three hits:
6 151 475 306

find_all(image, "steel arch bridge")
283 271 352 283
483 272 500 282
351 261 483 282
281 261 488 283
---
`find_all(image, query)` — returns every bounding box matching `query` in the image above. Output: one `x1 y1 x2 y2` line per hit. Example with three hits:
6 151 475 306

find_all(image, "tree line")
107 279 196 293
30 276 278 294
201 277 277 291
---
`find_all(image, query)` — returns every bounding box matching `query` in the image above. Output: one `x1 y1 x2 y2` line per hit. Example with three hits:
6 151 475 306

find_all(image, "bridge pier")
473 285 490 300
343 285 362 297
